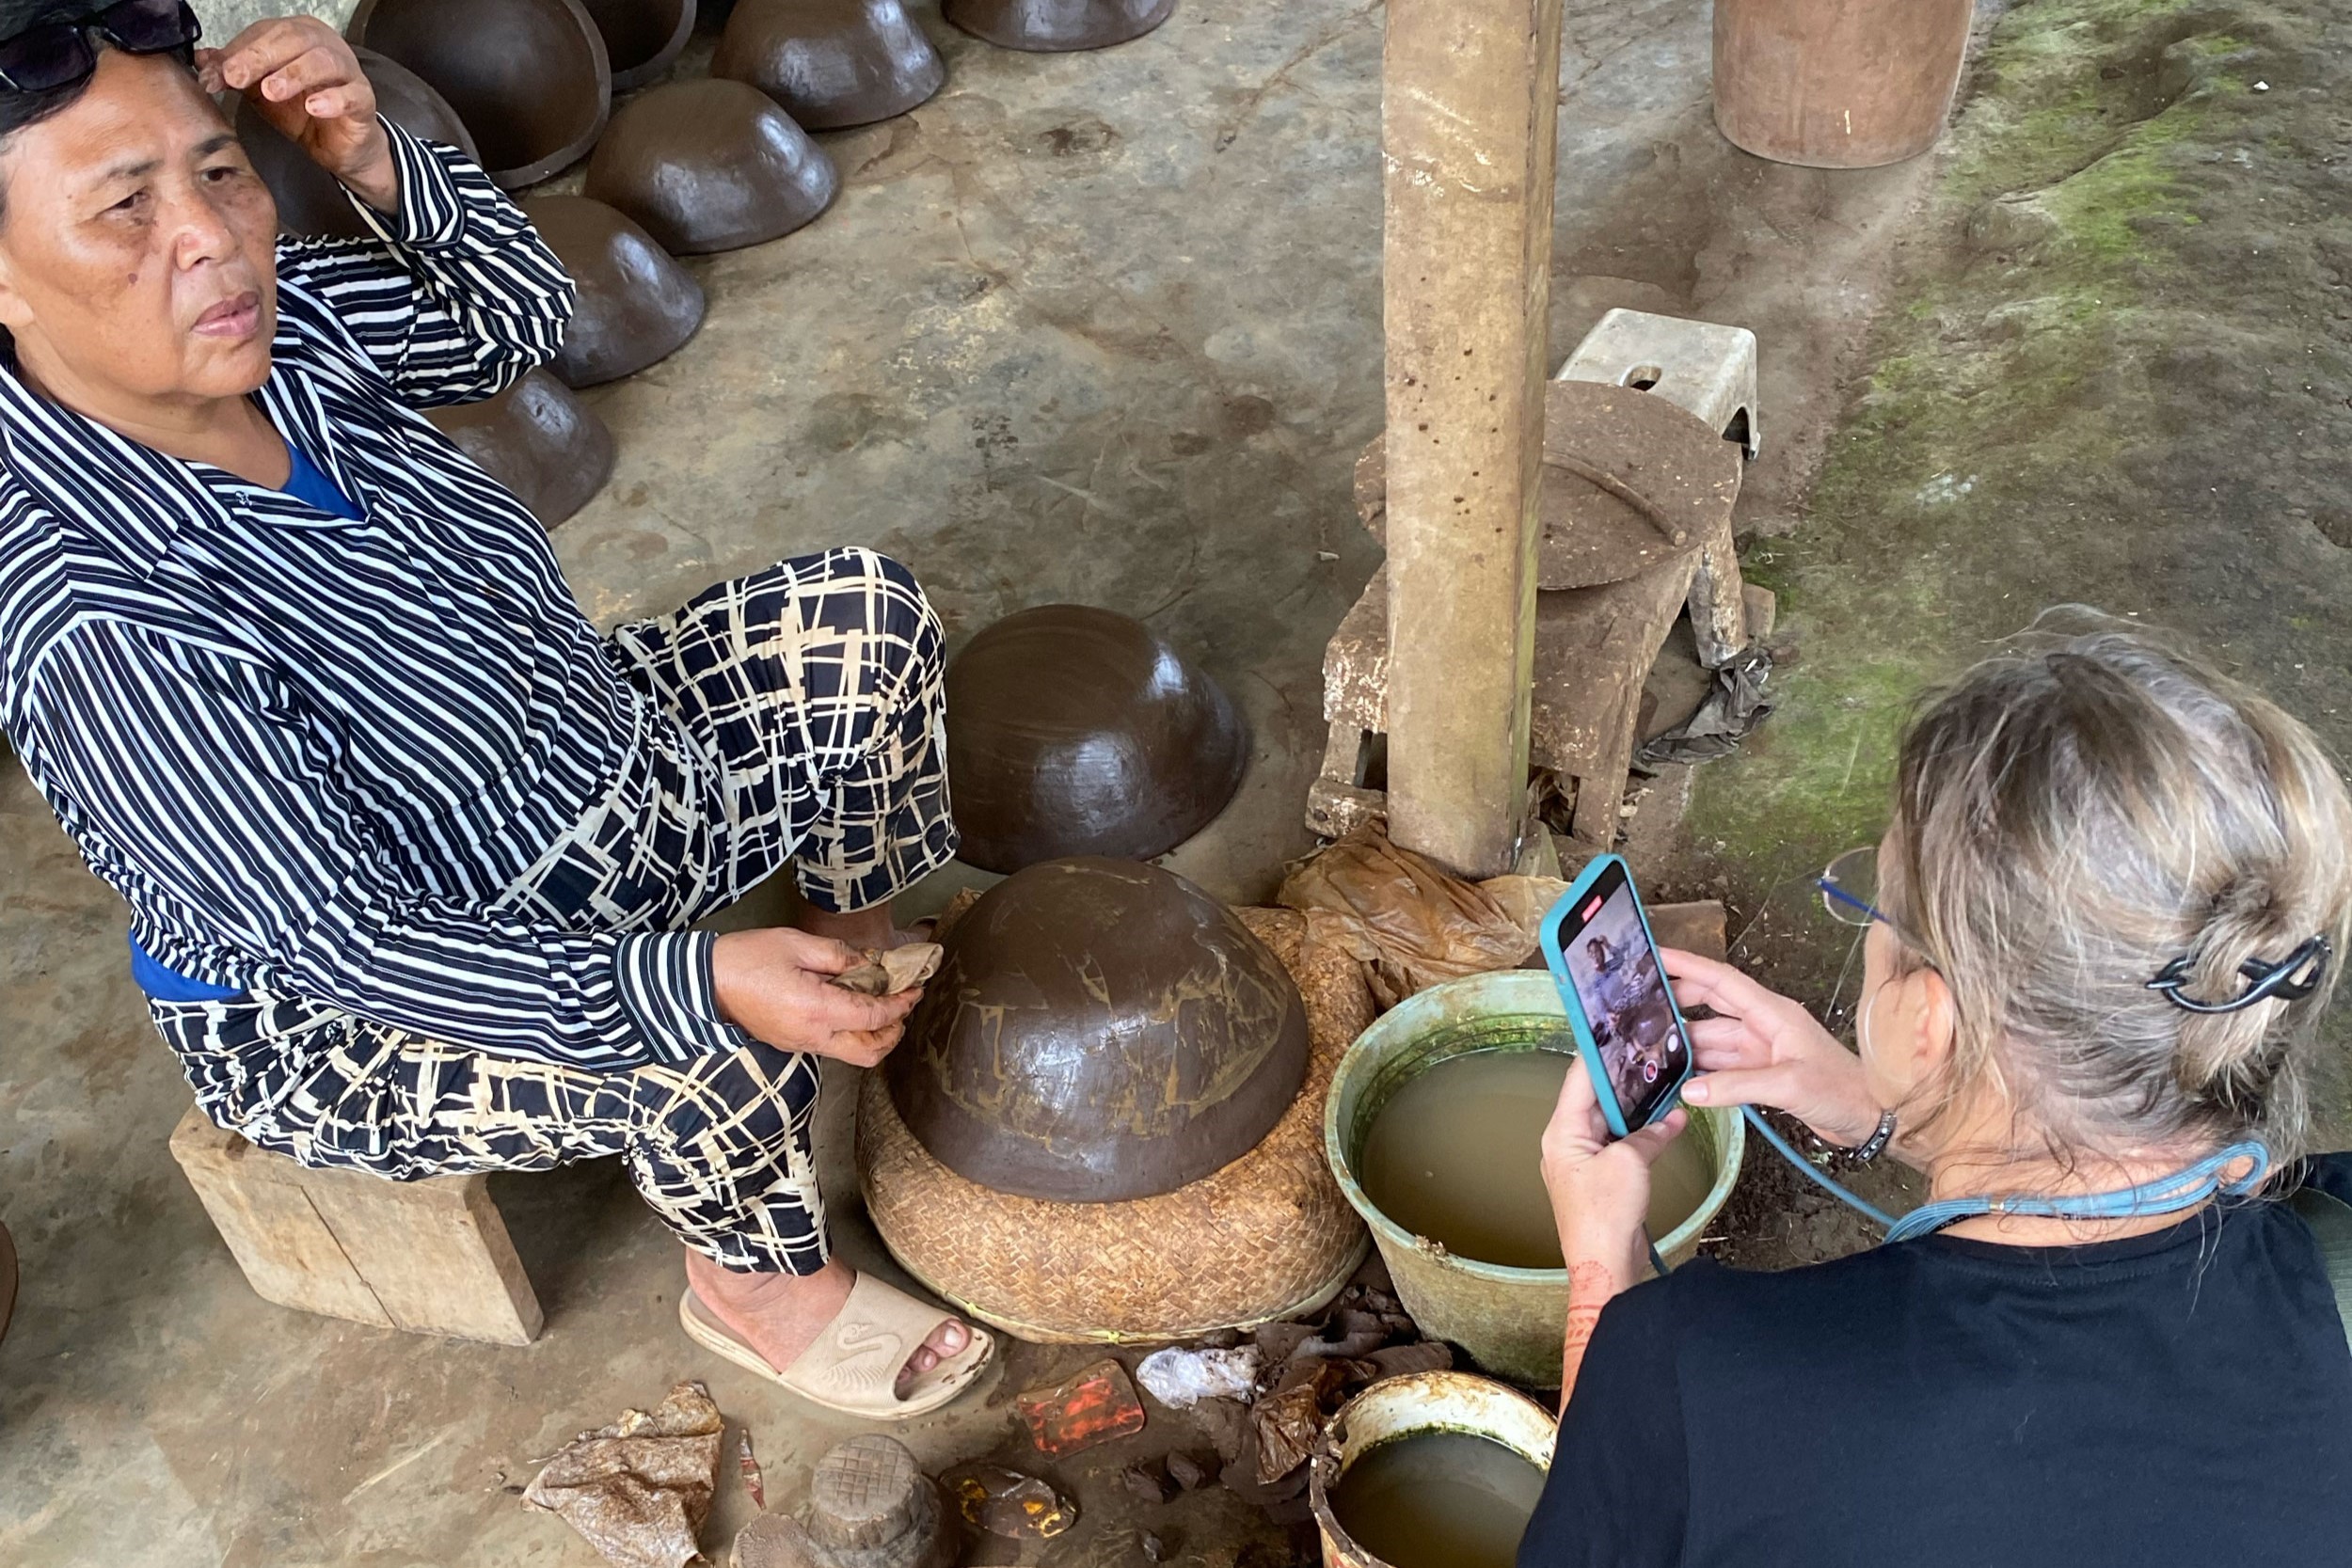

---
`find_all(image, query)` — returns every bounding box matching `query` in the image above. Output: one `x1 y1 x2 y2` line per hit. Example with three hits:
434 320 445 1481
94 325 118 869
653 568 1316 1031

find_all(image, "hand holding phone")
1666 946 1892 1152
1539 1052 1691 1262
1538 1012 1689 1401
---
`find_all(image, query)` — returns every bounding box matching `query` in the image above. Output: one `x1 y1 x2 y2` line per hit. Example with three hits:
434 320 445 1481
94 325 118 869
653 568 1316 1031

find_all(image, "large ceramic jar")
1712 0 1975 168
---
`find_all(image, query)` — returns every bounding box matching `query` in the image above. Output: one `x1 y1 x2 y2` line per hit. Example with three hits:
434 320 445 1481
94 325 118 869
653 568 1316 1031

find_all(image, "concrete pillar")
1380 0 1563 878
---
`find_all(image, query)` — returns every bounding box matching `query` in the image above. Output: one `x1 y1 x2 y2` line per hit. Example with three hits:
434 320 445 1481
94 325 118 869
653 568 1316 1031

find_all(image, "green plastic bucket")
1323 970 1744 1386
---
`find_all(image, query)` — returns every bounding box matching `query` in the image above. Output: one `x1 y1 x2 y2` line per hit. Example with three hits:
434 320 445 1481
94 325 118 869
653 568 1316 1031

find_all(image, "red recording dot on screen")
1581 897 1602 921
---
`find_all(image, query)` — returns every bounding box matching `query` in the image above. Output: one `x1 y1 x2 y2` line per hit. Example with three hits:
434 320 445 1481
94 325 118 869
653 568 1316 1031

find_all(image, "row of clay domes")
237 0 1179 526
230 8 1254 878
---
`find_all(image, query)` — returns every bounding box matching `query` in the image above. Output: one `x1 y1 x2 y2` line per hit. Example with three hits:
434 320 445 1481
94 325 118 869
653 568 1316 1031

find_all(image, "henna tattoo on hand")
1560 1259 1619 1409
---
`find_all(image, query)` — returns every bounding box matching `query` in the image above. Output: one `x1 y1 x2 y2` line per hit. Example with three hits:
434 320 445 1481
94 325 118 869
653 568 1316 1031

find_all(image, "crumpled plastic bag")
1279 825 1539 1007
1135 1345 1263 1409
1481 875 1573 948
522 1381 724 1568
1638 645 1775 767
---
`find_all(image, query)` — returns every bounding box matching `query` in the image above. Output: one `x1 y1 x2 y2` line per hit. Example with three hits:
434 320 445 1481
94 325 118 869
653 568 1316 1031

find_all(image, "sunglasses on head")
0 0 200 95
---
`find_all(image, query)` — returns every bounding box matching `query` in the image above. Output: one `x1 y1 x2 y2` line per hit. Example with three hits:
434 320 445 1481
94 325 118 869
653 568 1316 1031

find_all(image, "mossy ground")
1681 0 2352 1043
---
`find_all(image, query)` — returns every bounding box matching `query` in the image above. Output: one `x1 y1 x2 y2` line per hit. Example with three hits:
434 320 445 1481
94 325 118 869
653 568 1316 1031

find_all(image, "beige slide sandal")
679 1274 994 1419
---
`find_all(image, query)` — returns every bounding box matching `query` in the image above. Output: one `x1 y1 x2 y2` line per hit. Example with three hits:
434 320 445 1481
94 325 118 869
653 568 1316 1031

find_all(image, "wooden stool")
169 1103 542 1346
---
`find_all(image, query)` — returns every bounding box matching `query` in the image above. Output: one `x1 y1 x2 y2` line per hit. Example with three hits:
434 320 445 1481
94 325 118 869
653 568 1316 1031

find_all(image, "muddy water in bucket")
1328 1430 1546 1568
1326 971 1745 1386
1359 1048 1714 1268
1311 1371 1557 1568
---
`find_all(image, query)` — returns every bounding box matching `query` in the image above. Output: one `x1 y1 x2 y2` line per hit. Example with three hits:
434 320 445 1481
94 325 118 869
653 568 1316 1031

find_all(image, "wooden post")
1380 0 1564 878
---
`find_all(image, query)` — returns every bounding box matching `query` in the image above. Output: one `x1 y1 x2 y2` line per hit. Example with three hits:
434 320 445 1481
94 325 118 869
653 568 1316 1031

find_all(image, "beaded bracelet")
1831 1108 1899 1165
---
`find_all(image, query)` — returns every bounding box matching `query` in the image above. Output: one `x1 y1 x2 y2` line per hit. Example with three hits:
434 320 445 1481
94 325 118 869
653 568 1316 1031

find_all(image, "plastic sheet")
522 1381 723 1568
1135 1344 1263 1409
1279 825 1536 1007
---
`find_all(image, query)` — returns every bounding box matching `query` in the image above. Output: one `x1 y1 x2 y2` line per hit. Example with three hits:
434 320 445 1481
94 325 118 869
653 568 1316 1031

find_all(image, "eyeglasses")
1819 846 1890 929
0 0 200 95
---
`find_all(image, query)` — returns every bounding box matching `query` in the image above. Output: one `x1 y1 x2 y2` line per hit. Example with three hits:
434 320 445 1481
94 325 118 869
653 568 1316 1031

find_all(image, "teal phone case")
1538 854 1693 1137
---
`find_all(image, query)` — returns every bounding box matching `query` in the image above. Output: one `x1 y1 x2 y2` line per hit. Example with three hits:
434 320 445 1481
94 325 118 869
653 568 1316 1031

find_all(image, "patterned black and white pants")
156 549 957 1275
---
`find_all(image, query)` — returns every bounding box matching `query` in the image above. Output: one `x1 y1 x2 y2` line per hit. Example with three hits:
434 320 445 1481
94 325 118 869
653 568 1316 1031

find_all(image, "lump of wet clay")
946 604 1249 875
943 0 1175 53
832 942 944 997
238 48 479 240
713 0 946 131
425 369 615 529
583 80 840 257
520 196 706 388
347 0 611 189
576 0 695 92
886 858 1309 1204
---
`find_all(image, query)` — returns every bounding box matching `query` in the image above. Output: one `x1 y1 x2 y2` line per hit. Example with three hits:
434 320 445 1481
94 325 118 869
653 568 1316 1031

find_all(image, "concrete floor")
11 0 2351 1561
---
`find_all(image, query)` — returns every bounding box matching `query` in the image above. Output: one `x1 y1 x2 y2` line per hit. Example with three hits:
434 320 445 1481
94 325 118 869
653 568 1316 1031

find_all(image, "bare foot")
787 888 897 954
684 1251 971 1400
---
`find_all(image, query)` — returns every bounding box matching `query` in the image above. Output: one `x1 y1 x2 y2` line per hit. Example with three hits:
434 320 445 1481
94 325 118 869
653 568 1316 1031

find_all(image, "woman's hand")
199 19 399 214
1541 1056 1686 1402
1663 947 1884 1149
710 927 924 1068
1541 1054 1689 1282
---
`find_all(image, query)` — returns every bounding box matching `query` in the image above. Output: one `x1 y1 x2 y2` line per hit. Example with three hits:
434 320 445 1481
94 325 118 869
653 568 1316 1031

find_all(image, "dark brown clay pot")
1712 0 1974 168
239 48 481 239
426 370 616 528
946 604 1248 874
578 0 697 92
943 0 1173 53
583 80 840 256
888 858 1310 1204
348 0 611 189
521 196 706 387
713 0 946 131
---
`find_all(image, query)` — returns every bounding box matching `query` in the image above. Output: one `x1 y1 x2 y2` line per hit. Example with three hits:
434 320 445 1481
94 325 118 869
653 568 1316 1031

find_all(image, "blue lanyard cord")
1881 1139 2272 1243
1708 1109 2265 1254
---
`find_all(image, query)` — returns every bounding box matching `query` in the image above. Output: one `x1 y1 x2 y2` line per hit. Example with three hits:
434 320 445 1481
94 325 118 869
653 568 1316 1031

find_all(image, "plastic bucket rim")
1307 1369 1559 1568
1321 970 1745 1280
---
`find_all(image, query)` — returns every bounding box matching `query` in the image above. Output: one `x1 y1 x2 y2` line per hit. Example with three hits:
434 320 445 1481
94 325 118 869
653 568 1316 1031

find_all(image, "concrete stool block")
169 1103 542 1346
1555 308 1761 456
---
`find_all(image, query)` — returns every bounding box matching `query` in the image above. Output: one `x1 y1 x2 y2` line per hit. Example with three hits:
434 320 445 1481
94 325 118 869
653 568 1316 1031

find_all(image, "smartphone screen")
1558 862 1691 1130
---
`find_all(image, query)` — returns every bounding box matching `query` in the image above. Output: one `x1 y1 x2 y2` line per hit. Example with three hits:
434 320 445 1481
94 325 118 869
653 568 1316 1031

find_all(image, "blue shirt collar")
0 306 362 577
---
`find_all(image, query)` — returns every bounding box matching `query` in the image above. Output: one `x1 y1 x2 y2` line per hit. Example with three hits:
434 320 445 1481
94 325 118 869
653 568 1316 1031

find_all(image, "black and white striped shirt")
0 125 740 1073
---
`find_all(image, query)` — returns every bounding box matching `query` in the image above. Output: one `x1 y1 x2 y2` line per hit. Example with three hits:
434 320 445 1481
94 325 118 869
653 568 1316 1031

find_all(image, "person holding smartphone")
1518 621 2352 1568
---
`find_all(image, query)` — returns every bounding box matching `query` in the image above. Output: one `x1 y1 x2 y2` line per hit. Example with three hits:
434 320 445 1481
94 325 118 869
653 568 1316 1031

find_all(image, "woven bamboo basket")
858 906 1373 1343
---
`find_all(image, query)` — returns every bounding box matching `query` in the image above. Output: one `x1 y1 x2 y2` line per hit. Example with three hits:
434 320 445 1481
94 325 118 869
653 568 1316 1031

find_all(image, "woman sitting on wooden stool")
0 8 985 1416
1526 619 2352 1566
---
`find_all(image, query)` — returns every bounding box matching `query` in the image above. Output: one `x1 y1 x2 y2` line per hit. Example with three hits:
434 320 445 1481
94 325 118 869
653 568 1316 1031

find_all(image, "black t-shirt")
1518 1156 2352 1568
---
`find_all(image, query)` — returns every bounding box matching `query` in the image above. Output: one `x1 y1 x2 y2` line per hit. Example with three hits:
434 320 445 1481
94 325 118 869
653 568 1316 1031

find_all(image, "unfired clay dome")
946 604 1248 874
713 0 946 131
348 0 611 189
887 858 1310 1204
521 196 706 388
577 0 695 92
426 369 615 528
239 48 479 239
583 80 840 256
944 0 1174 53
